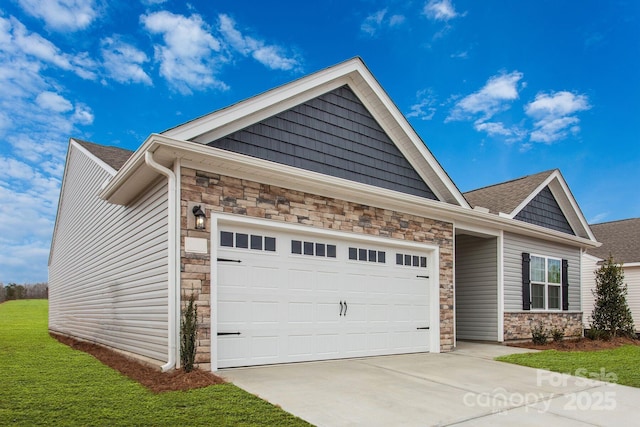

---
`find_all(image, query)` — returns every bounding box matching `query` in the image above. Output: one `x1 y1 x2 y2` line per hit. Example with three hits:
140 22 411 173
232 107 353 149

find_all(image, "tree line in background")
0 283 48 302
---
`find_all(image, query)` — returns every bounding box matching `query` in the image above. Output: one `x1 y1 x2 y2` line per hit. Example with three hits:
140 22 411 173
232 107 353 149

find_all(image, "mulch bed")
51 333 226 393
508 336 640 351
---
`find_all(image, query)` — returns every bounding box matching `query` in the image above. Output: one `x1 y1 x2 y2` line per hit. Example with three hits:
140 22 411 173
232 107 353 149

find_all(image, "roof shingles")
73 138 133 171
463 170 555 215
588 218 640 264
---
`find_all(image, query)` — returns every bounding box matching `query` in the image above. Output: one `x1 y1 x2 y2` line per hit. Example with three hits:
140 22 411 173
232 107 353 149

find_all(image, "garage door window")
291 240 337 258
348 247 386 263
220 231 276 252
396 253 427 268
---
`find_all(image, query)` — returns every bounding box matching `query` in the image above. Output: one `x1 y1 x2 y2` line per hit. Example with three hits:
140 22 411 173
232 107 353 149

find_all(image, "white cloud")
101 36 152 85
4 16 97 80
447 71 524 122
217 14 301 71
423 0 460 21
0 16 96 282
360 9 406 36
525 91 590 119
141 11 229 94
474 121 513 136
0 157 36 180
141 0 167 5
17 0 98 31
361 9 387 36
450 50 468 59
407 89 438 121
35 91 73 112
72 103 94 125
525 91 590 143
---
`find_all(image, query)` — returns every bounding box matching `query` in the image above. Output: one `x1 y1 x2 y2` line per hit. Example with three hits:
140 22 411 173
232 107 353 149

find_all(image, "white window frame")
530 254 562 311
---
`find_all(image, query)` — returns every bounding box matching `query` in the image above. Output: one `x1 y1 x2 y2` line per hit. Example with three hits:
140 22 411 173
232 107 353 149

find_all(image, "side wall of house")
49 146 169 363
502 232 582 340
455 235 498 341
626 267 640 332
581 254 599 328
179 168 455 370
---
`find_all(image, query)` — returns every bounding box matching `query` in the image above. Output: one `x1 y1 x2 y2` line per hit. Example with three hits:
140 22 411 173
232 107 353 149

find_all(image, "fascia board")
163 138 599 249
98 134 169 203
164 59 363 141
103 135 600 249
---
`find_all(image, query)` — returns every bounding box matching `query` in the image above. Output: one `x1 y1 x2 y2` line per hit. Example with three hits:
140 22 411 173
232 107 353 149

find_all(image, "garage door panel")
251 336 279 358
251 302 279 323
288 269 316 291
288 335 314 357
317 302 341 321
250 266 282 289
288 302 314 323
217 225 433 368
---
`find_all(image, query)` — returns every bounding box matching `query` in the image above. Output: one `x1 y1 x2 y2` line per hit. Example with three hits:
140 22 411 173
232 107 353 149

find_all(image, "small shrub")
180 292 198 372
531 323 548 345
551 326 565 342
585 328 611 341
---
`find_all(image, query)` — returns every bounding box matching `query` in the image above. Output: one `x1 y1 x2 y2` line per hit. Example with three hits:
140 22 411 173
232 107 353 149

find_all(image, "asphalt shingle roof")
463 170 556 215
74 139 133 171
588 218 640 263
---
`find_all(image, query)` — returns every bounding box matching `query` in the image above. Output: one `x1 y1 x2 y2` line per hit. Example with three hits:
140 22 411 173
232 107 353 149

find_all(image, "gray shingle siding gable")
207 85 438 200
515 186 574 235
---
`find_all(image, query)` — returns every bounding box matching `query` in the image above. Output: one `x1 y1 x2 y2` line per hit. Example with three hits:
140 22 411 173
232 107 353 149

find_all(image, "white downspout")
145 151 178 372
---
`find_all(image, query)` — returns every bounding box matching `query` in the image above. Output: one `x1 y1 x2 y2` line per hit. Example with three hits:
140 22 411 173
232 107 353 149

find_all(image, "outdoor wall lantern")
192 205 206 230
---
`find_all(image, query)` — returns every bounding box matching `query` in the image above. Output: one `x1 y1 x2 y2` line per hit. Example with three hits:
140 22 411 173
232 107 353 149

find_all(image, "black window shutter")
562 259 569 311
522 253 531 310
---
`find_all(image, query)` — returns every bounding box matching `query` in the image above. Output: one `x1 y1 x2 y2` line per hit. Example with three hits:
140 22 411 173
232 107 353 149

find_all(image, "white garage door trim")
210 213 441 371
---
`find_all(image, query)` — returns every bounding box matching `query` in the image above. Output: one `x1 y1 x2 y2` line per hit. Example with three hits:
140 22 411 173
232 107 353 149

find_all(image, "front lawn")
0 300 310 426
496 345 640 388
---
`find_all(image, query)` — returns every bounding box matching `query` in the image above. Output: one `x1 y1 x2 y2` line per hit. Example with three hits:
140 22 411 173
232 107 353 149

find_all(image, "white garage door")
216 224 432 368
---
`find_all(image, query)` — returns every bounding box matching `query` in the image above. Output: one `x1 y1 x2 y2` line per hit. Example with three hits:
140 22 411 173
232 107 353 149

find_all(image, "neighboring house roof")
74 139 134 171
463 169 595 240
464 170 555 215
588 218 640 263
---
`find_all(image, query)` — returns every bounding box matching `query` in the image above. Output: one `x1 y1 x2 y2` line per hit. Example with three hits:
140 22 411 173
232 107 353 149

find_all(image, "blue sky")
1 0 638 283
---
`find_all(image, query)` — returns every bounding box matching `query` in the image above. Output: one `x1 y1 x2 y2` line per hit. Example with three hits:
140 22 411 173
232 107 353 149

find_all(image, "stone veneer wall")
180 168 454 370
503 312 583 341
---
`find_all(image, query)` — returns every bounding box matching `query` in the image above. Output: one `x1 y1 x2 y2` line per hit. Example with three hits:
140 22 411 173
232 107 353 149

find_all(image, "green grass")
496 345 640 388
0 300 311 426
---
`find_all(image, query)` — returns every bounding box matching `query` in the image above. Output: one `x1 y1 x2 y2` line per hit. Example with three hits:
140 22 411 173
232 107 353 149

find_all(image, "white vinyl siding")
626 267 640 332
581 254 599 327
503 232 580 312
455 235 498 341
583 259 640 332
49 145 168 362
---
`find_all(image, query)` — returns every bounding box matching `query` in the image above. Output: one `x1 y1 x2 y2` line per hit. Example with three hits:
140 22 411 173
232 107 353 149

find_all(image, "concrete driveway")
221 342 640 426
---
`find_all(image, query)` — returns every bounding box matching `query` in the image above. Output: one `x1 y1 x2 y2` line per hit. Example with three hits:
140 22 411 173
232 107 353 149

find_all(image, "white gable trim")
70 139 118 175
49 139 118 266
506 170 595 241
163 58 468 207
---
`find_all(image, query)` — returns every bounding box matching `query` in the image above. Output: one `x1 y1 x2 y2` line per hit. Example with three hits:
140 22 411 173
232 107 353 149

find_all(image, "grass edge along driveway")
496 345 640 388
0 300 311 426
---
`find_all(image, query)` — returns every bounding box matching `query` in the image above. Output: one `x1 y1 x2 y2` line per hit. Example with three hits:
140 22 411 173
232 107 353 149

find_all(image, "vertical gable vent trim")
514 186 575 235
206 86 438 200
